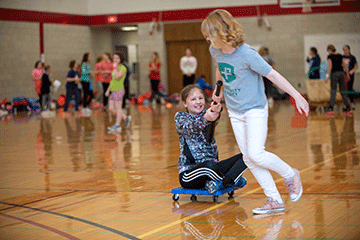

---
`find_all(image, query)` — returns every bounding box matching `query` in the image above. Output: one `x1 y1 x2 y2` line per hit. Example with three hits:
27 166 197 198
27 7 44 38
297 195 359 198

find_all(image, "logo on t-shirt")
218 63 236 83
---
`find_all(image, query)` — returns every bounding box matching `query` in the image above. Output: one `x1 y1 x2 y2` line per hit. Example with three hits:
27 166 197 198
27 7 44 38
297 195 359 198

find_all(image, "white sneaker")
285 169 303 202
107 125 121 132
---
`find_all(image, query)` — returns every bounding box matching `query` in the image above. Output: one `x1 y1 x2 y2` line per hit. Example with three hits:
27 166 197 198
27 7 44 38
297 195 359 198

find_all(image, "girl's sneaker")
252 198 285 215
205 180 222 194
285 169 303 202
107 125 121 132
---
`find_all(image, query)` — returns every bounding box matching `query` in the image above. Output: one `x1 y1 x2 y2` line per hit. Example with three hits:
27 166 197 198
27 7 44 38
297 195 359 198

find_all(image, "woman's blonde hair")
201 9 245 48
151 52 160 64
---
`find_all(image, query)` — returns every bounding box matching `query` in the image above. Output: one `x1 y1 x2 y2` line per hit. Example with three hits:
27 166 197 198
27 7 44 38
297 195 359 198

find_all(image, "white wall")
44 24 94 99
0 0 88 15
87 0 276 15
0 0 277 15
0 21 40 99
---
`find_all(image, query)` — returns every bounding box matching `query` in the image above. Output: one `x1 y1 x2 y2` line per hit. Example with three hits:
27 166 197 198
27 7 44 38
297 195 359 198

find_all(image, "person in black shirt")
307 47 321 79
343 45 358 109
40 65 53 111
325 44 351 114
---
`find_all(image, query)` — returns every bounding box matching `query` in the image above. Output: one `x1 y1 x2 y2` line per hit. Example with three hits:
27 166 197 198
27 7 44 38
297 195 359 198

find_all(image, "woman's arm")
113 69 125 80
325 59 332 82
105 85 111 97
266 69 309 115
350 62 358 75
32 74 38 82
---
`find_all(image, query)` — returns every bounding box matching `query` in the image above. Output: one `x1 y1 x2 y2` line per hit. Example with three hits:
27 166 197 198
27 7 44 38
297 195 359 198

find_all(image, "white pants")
228 106 294 202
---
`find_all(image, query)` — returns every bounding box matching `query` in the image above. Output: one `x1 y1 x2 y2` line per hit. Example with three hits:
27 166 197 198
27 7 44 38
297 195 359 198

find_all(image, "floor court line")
0 212 80 240
137 146 359 239
0 201 141 240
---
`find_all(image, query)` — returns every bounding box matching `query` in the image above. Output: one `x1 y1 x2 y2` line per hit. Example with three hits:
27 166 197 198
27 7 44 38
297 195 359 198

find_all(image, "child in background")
202 9 309 214
195 75 213 100
105 53 131 132
40 65 53 111
175 84 247 194
64 60 81 116
32 61 45 110
81 53 94 114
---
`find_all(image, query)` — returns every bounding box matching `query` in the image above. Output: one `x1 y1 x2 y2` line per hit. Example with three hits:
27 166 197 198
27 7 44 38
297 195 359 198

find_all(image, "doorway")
166 40 212 95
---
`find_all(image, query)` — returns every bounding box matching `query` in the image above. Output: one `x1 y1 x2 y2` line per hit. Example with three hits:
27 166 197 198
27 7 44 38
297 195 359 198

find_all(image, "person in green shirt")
105 53 131 132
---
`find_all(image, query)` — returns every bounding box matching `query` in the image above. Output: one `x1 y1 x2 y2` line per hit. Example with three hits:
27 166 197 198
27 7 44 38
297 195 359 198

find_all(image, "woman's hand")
294 94 309 116
105 90 110 97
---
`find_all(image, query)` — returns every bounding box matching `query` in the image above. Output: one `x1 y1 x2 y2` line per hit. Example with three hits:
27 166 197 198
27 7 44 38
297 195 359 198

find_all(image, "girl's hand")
210 102 222 113
205 108 219 122
294 94 310 116
212 88 223 104
105 90 110 97
324 77 329 83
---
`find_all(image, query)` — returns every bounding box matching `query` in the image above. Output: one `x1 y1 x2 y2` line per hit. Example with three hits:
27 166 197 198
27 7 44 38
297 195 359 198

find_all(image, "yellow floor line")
137 147 359 239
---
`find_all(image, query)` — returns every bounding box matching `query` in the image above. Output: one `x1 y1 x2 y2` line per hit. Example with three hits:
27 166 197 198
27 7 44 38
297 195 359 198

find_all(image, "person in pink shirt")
32 61 45 109
100 52 113 109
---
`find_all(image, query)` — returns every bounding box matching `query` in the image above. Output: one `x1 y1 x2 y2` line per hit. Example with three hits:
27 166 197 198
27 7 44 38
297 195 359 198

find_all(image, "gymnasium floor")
0 100 359 239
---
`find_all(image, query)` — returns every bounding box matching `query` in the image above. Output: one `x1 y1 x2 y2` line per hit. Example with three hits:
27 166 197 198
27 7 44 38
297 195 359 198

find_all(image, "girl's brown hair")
103 52 112 61
201 9 245 48
327 44 336 53
180 84 205 111
96 56 102 63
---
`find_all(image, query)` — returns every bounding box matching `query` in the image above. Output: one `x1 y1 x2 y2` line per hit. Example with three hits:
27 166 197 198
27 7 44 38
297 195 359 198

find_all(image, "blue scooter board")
171 177 246 202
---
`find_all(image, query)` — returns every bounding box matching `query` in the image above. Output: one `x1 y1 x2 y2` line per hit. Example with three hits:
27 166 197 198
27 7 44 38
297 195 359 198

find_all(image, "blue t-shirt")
67 69 78 78
308 56 321 79
343 54 357 73
209 43 272 114
67 69 78 87
195 77 212 91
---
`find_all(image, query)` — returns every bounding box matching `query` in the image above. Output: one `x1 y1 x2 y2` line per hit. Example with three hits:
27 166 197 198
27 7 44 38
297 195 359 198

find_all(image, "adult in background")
148 52 162 104
307 47 321 79
32 61 45 110
325 44 351 114
343 45 358 109
180 48 197 87
81 53 94 114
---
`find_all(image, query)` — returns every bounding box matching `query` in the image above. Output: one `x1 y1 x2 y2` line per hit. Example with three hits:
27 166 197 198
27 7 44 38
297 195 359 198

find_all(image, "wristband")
326 73 330 78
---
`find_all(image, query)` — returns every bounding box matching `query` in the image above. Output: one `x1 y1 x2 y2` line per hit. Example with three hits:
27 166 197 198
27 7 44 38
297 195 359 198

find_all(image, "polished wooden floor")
0 100 359 239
